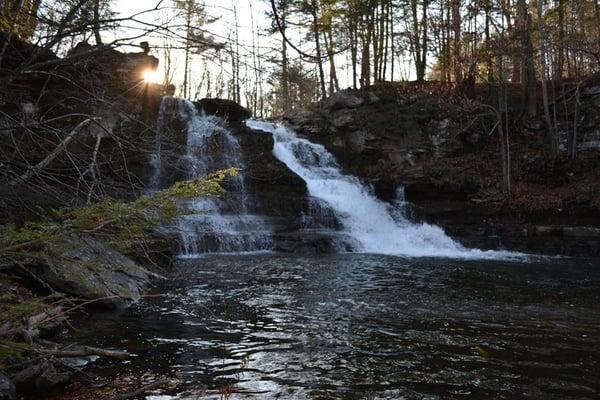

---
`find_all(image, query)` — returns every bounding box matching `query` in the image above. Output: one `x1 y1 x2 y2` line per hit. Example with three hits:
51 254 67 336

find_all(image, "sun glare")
142 69 160 83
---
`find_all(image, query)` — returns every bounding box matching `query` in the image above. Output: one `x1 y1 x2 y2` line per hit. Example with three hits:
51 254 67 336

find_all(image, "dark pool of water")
68 254 600 399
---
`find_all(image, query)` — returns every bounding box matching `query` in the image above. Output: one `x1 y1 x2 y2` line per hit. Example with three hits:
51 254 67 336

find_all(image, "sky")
111 0 279 101
109 0 415 103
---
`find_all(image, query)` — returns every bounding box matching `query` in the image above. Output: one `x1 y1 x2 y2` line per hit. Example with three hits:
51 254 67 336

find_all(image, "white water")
152 98 272 255
247 119 523 260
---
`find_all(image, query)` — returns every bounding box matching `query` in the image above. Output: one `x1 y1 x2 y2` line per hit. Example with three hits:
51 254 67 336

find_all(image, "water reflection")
69 254 600 399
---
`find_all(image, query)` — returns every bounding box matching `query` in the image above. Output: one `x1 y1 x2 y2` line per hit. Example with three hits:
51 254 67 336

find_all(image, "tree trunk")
281 1 290 113
182 8 191 99
497 57 511 196
419 0 429 81
350 21 358 88
311 0 327 99
92 0 103 45
389 1 395 81
517 0 537 118
377 1 386 81
569 83 580 161
484 0 494 82
536 0 557 165
372 6 379 82
450 0 462 83
556 0 565 81
361 12 373 87
382 0 390 80
323 28 339 94
410 0 424 81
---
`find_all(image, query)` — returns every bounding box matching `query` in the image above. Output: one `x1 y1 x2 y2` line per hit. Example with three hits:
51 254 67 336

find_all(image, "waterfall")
247 119 521 260
148 96 170 190
152 97 272 256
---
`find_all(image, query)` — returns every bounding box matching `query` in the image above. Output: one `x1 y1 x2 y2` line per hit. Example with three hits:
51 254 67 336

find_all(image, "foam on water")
247 119 524 260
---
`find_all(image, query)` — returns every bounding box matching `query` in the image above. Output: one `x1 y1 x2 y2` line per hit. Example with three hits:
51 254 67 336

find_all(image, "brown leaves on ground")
421 134 600 214
22 373 182 400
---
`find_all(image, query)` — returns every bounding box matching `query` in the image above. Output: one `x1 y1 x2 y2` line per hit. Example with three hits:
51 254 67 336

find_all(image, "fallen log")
34 346 129 360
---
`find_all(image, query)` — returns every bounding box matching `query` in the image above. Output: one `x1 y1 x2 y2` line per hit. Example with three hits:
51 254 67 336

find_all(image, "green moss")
0 168 238 266
0 338 27 357
0 296 46 321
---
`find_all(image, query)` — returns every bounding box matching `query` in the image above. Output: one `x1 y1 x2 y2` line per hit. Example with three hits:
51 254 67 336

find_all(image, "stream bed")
68 253 600 399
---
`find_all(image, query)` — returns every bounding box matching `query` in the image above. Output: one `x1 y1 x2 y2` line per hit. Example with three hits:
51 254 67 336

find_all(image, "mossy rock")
33 236 152 308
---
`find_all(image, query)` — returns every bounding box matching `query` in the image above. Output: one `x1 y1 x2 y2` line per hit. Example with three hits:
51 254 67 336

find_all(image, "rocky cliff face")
284 85 490 189
282 83 600 256
0 38 165 221
153 87 599 257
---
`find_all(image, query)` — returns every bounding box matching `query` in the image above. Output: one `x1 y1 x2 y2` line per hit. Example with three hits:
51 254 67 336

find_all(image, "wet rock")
197 98 251 121
236 123 307 219
283 110 323 136
11 361 71 393
404 182 471 202
33 236 152 308
563 226 600 238
34 363 71 392
0 373 16 400
533 226 562 236
274 231 354 254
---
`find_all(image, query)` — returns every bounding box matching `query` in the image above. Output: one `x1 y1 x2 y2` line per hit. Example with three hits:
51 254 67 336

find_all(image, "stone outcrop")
234 122 307 220
32 236 155 308
284 85 491 185
197 98 252 121
281 83 600 256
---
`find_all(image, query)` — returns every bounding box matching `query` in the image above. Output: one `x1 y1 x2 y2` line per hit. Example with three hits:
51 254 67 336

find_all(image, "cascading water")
247 119 521 259
152 97 272 256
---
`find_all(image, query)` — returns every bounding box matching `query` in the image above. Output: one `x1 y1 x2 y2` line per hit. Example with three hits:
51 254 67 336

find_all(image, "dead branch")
7 118 99 187
111 379 169 400
35 345 130 360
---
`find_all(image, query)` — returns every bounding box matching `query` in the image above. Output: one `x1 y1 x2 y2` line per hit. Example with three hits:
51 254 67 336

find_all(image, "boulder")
235 123 307 219
33 363 71 392
33 236 153 308
0 32 57 72
0 374 16 400
330 109 355 128
324 91 365 110
11 361 71 394
197 98 251 121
